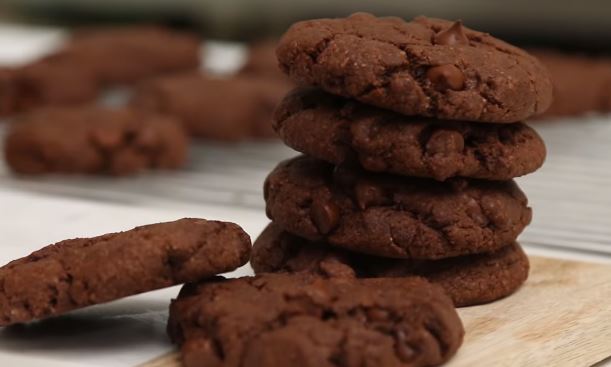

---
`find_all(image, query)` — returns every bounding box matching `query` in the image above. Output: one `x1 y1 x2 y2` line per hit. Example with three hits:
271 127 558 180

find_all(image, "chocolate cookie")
168 273 463 367
0 218 251 326
4 106 188 175
277 13 553 123
53 26 200 85
264 156 531 259
252 223 530 307
275 88 546 181
529 50 611 119
239 40 287 81
131 73 289 141
0 61 98 116
0 69 20 116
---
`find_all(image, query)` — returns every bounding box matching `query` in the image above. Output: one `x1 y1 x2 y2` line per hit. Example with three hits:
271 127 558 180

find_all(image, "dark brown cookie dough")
0 218 251 326
277 13 553 123
168 273 463 367
54 26 200 85
131 73 289 141
4 106 188 175
529 50 611 119
264 156 532 259
275 88 546 181
252 223 530 307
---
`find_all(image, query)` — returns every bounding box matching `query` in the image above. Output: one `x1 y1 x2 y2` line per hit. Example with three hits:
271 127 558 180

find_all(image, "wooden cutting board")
139 256 611 367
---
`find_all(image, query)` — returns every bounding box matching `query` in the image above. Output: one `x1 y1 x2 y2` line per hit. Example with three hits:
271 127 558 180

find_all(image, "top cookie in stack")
276 13 552 124
256 13 553 307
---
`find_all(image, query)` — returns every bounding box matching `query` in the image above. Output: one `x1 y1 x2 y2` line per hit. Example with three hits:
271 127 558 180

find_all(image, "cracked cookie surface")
274 88 546 180
0 218 251 326
4 106 188 175
277 13 553 123
168 273 463 367
252 223 530 307
264 156 531 259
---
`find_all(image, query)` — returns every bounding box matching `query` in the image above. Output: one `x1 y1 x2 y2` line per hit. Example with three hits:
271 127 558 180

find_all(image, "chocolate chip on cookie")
253 223 530 307
264 156 532 259
4 106 188 176
0 218 251 326
274 88 546 180
277 13 553 123
168 272 463 367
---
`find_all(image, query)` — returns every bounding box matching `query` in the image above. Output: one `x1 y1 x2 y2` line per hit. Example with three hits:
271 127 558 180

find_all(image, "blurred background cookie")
530 50 611 119
5 106 188 175
132 73 290 141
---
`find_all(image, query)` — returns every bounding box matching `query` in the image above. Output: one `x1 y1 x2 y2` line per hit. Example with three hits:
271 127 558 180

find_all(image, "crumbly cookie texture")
0 218 251 326
168 273 464 367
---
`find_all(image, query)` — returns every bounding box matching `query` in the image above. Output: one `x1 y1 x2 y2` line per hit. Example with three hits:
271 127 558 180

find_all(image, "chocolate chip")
434 21 469 46
395 329 416 362
354 182 387 210
426 64 465 91
480 196 510 226
426 130 465 156
319 258 356 279
310 199 340 234
465 197 489 226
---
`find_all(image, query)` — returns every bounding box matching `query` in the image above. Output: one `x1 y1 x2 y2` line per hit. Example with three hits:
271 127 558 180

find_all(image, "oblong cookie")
56 26 200 85
275 88 546 181
277 13 553 123
264 156 532 259
252 223 530 307
4 106 188 176
529 50 611 119
168 273 464 367
131 73 289 141
0 218 251 326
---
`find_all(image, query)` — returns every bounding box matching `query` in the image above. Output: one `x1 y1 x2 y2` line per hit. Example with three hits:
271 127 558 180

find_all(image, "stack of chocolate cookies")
254 13 553 307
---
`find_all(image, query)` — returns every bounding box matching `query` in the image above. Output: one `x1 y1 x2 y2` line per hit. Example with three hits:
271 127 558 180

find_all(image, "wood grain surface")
138 256 611 367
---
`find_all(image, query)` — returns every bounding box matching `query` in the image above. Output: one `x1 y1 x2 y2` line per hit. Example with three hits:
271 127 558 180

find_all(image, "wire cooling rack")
1 115 611 259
